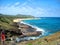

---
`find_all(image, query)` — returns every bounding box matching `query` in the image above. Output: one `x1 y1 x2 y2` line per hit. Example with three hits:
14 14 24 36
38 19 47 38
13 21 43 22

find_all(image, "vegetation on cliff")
17 32 60 45
0 14 34 30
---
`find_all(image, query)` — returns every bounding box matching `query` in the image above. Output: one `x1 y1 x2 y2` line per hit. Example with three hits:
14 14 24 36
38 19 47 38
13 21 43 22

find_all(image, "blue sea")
23 17 60 36
19 17 60 40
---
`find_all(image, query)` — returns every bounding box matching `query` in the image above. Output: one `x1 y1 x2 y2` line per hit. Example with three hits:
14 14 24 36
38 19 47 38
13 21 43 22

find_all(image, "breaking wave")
20 21 45 34
20 21 45 39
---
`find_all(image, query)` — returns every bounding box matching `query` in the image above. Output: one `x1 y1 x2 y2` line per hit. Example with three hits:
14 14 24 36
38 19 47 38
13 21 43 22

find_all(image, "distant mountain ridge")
0 14 34 30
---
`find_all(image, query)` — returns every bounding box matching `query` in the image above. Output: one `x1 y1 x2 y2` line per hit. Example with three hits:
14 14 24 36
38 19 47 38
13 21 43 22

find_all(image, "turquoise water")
16 17 60 41
23 17 60 36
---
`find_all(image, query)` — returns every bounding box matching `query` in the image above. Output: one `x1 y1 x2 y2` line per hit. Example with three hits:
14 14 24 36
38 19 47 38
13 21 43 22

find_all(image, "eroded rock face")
22 31 42 36
18 22 42 37
0 22 42 39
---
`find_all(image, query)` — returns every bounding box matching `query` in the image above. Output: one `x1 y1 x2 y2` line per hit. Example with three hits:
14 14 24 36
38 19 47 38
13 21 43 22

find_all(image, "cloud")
0 1 59 17
10 2 20 7
0 3 48 17
14 2 20 5
0 6 45 16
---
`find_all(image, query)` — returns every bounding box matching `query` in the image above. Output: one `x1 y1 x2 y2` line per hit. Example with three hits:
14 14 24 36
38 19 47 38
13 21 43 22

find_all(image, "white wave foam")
18 21 46 40
20 21 45 35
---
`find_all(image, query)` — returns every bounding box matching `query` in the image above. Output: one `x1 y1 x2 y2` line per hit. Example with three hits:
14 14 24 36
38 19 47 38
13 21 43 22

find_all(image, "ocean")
19 17 60 40
23 17 60 36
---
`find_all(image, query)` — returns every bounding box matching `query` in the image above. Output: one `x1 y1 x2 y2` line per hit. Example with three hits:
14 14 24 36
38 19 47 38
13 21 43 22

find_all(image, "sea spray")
20 21 45 39
15 17 60 42
20 21 45 35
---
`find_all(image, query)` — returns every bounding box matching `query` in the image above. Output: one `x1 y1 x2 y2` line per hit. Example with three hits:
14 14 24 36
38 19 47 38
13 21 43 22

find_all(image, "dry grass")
0 31 60 45
18 31 60 45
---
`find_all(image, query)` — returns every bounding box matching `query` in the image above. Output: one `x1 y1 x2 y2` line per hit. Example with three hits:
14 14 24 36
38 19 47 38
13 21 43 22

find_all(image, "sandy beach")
13 18 40 22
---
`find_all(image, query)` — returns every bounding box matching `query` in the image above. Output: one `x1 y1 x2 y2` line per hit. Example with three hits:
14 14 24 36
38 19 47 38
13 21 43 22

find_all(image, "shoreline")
20 21 45 33
18 21 43 37
13 17 44 36
13 18 40 22
18 31 60 45
3 31 60 45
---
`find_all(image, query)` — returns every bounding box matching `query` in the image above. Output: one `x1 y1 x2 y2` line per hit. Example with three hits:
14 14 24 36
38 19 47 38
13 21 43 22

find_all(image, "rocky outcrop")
22 31 42 36
18 22 42 37
0 22 42 39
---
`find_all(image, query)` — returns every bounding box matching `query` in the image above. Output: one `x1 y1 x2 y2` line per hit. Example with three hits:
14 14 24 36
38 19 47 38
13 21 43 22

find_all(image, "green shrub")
27 43 32 45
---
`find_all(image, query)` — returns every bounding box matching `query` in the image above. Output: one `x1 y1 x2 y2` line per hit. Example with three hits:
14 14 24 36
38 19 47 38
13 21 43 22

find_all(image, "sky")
0 0 60 17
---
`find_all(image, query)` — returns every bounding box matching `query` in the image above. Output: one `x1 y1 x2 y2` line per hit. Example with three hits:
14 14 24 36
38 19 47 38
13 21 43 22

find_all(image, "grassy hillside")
0 14 34 30
0 14 60 45
17 32 60 45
